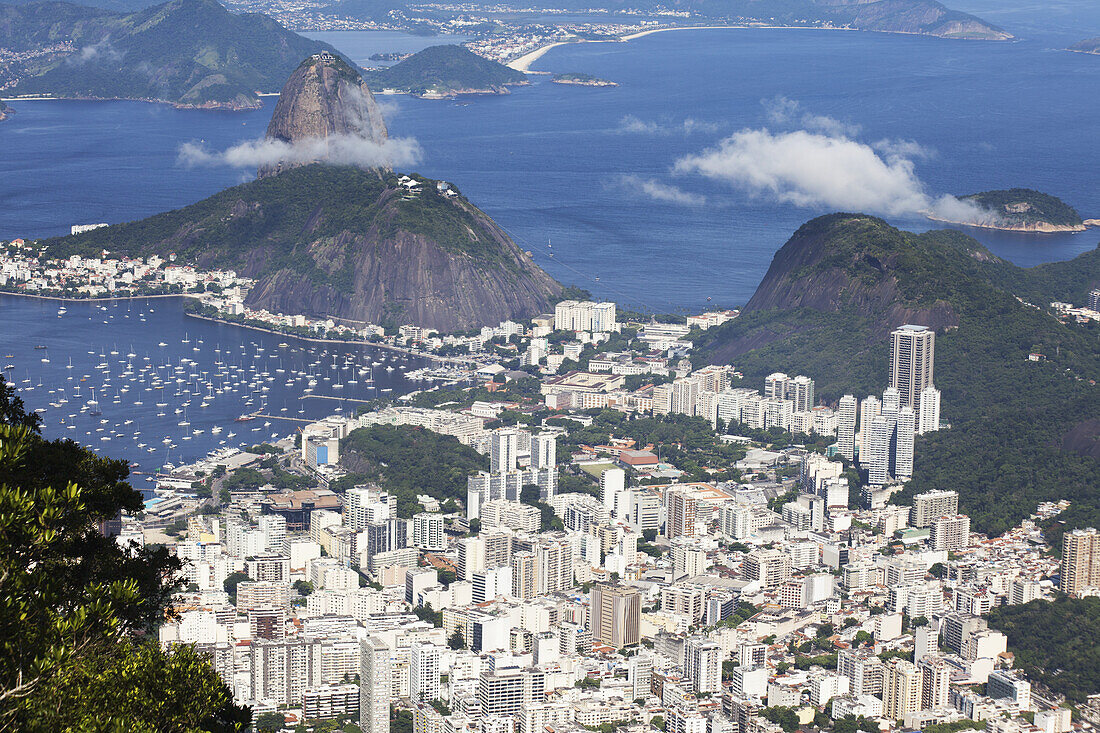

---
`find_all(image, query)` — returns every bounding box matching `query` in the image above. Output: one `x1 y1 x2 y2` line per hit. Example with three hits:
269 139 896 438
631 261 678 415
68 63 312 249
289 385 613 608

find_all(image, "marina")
0 294 444 484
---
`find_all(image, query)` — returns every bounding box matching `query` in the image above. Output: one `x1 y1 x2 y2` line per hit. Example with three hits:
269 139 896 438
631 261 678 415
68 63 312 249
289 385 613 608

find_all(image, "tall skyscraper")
511 551 537 600
600 468 626 513
531 433 557 470
590 583 641 648
490 429 519 473
918 656 951 710
837 395 857 461
412 512 445 551
458 536 486 581
410 643 441 702
882 387 901 416
764 372 789 400
628 656 653 700
1060 527 1100 597
882 658 921 720
361 636 391 733
534 538 572 594
910 490 959 527
893 407 916 480
890 325 935 408
917 385 941 434
865 415 891 486
684 637 722 694
790 375 815 413
666 489 697 539
858 395 881 454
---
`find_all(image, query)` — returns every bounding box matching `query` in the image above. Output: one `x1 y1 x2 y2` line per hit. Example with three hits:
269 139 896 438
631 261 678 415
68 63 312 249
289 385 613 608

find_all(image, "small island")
362 45 528 98
0 101 10 122
930 189 1088 233
552 73 618 87
1069 37 1100 55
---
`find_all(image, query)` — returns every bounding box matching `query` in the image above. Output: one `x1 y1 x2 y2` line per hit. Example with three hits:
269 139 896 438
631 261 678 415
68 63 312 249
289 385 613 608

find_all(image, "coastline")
0 290 195 303
0 94 263 111
184 312 474 365
508 41 572 72
0 290 473 365
926 216 1089 234
507 21 1009 73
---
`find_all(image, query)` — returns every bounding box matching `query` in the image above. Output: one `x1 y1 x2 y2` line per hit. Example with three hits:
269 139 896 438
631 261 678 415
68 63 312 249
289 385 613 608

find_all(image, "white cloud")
873 138 935 160
761 95 860 137
617 115 721 135
67 38 122 66
178 134 422 171
617 175 705 206
674 126 994 224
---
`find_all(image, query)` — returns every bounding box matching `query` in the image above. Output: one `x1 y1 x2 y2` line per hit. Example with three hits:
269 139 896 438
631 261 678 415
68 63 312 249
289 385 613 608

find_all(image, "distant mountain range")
314 0 1009 41
692 214 1100 537
0 0 337 108
655 0 1011 39
363 46 528 96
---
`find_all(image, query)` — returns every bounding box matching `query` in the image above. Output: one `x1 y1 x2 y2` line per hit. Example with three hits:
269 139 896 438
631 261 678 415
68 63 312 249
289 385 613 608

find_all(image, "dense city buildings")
39 292 1084 733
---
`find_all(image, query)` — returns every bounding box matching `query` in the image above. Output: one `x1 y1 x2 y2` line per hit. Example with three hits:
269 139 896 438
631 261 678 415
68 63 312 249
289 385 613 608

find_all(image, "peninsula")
929 189 1087 233
362 45 527 97
0 0 337 109
42 54 560 330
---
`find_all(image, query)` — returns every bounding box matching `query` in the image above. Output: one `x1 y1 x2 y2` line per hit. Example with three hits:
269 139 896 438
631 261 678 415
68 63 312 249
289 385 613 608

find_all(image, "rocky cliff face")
259 53 388 177
48 164 561 331
233 171 562 332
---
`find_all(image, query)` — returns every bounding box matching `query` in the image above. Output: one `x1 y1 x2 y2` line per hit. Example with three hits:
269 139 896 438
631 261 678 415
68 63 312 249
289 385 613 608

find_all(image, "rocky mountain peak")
259 53 388 177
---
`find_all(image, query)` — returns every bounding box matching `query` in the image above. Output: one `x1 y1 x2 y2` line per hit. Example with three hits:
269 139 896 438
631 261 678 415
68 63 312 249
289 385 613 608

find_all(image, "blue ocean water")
0 294 429 471
1 21 1098 313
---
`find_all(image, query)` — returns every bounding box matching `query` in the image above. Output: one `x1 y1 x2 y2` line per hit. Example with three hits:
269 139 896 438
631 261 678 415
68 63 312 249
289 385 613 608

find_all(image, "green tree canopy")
0 376 248 730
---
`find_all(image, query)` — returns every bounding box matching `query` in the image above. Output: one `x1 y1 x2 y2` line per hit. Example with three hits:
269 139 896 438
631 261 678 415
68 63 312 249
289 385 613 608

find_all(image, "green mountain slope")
363 45 527 95
0 0 337 108
42 164 562 331
955 188 1085 231
693 214 1100 537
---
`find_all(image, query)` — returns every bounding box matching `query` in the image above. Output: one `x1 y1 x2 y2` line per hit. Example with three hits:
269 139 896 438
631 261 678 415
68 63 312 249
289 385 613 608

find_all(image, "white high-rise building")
882 387 901 415
532 433 557 470
345 486 394 532
890 325 935 409
858 395 881 453
410 643 441 702
599 468 626 514
684 638 722 694
865 415 892 486
361 636 391 733
917 385 941 434
837 395 857 461
490 430 519 473
413 513 445 551
458 537 486 581
764 372 789 400
554 300 617 333
258 514 287 555
628 656 653 701
894 407 916 480
790 375 815 413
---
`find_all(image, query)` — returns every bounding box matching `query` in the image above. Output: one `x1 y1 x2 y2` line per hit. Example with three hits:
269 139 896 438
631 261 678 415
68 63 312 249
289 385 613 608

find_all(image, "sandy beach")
507 41 572 72
508 24 854 73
